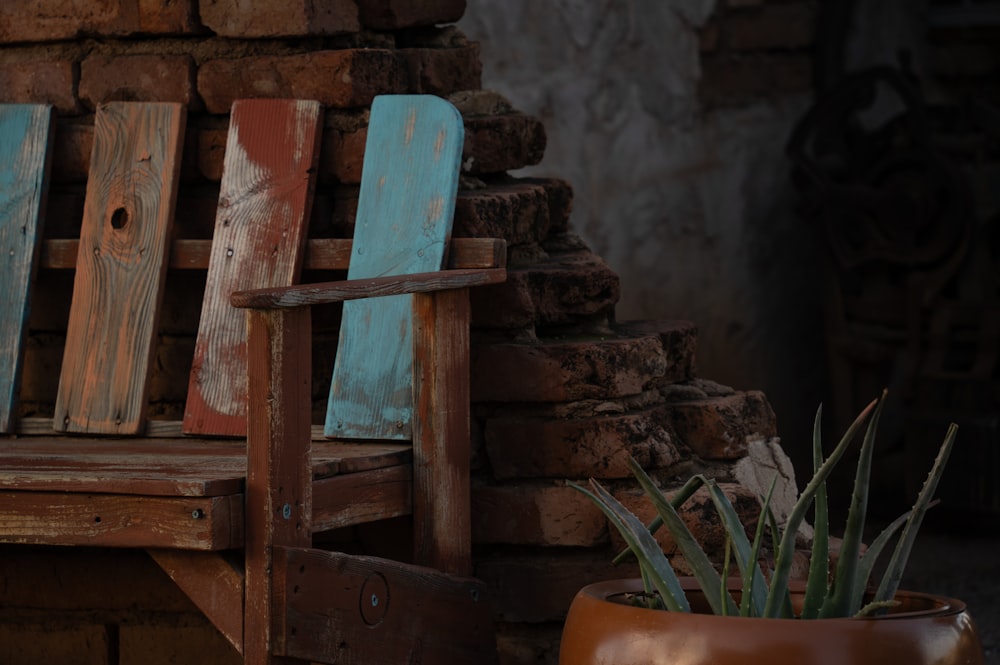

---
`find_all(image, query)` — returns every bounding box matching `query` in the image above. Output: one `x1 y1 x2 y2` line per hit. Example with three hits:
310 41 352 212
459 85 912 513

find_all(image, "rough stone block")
51 120 92 183
485 407 679 480
357 0 466 30
0 60 80 114
663 390 777 460
398 44 482 95
199 0 359 37
79 54 198 109
609 481 763 562
472 482 607 547
462 113 546 174
0 0 198 43
618 319 698 385
455 181 553 245
472 334 668 403
198 50 403 113
320 125 368 185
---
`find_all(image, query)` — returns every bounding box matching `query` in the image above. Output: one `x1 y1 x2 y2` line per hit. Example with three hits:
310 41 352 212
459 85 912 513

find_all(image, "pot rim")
580 577 968 621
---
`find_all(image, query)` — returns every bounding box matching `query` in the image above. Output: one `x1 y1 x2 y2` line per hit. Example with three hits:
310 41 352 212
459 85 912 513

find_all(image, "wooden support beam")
272 547 496 665
40 237 506 272
244 305 313 665
411 289 473 575
312 464 413 533
148 549 245 655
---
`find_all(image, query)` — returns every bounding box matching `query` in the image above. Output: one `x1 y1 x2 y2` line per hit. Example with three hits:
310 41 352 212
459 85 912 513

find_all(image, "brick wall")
1 2 792 664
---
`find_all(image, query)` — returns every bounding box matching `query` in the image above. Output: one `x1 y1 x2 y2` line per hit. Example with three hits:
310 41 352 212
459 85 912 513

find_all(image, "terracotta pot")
559 578 984 665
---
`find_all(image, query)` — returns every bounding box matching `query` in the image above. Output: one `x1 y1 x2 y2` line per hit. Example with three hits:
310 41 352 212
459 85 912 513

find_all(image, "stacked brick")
0 1 782 664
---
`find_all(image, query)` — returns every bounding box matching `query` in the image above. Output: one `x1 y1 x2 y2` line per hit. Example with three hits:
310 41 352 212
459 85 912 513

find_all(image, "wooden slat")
326 95 465 441
184 99 323 437
0 435 411 496
0 492 242 550
231 268 506 309
273 547 497 664
39 236 506 271
0 104 53 432
53 102 186 435
148 549 245 654
244 306 314 665
0 437 247 496
411 289 472 575
312 464 413 532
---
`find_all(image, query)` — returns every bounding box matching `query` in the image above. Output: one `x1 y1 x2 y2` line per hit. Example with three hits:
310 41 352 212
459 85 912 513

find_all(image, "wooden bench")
0 96 504 664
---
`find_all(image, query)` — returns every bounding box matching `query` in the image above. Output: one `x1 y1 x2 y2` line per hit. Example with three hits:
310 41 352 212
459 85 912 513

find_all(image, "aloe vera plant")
572 392 958 619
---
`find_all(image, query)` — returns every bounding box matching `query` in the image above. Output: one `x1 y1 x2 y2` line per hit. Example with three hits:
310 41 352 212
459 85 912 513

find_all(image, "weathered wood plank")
184 99 323 437
0 104 53 432
0 492 243 550
147 549 245 654
231 267 506 309
0 435 410 496
39 236 506 271
273 547 497 664
411 289 472 575
244 306 313 665
53 102 186 435
312 464 412 533
326 95 465 441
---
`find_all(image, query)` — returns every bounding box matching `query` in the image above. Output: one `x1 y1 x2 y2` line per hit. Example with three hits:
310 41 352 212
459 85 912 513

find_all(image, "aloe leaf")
855 599 900 617
627 458 739 616
694 474 769 617
850 509 911 610
763 398 878 618
570 479 691 612
742 475 777 617
822 393 886 617
802 405 830 619
873 423 958 605
720 534 732 617
611 475 705 565
764 502 795 618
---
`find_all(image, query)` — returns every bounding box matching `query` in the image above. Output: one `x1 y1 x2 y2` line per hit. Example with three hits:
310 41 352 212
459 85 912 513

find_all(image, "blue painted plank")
0 104 54 433
326 95 464 439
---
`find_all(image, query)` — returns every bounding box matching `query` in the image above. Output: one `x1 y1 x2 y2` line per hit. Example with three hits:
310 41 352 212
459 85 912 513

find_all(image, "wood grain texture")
231 267 506 308
312 464 413 532
0 104 53 432
244 306 313 665
326 95 465 440
0 492 242 550
184 99 323 437
148 549 245 654
411 289 472 575
0 435 410 496
53 102 185 435
39 236 506 271
274 547 497 664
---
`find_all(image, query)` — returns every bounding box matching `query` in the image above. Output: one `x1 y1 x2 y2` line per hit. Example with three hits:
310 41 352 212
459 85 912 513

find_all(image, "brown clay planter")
559 578 985 665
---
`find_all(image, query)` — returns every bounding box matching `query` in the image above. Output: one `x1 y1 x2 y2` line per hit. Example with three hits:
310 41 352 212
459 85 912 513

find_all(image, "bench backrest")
0 95 465 440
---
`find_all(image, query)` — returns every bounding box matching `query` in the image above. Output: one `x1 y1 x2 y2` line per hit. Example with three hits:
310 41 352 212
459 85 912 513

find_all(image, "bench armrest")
231 268 507 309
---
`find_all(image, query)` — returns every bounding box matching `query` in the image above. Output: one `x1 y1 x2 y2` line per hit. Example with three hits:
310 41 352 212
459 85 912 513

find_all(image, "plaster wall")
460 0 827 462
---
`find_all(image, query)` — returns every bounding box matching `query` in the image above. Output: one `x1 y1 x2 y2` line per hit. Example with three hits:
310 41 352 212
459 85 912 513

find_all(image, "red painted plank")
53 102 186 435
184 99 322 437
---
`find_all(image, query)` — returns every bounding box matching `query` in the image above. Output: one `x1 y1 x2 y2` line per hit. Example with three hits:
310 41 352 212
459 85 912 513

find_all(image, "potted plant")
562 393 985 665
